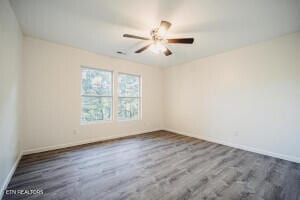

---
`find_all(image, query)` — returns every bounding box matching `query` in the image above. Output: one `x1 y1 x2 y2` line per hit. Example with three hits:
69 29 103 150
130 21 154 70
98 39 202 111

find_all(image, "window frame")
80 66 114 124
117 72 142 121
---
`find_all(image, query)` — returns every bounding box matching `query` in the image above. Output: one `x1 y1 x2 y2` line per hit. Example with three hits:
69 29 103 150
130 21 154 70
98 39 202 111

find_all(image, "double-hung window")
118 73 141 120
80 67 113 122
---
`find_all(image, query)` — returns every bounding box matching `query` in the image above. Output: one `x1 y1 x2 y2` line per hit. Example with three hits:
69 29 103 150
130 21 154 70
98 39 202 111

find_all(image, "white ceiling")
11 0 300 67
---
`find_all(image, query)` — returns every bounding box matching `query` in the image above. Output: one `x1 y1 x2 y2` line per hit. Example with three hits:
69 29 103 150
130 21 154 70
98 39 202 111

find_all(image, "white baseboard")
23 129 161 155
4 128 298 200
164 128 300 164
0 152 22 199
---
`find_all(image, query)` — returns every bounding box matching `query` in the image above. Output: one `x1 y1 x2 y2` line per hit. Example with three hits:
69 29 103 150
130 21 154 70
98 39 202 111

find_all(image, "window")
118 73 141 120
81 67 113 122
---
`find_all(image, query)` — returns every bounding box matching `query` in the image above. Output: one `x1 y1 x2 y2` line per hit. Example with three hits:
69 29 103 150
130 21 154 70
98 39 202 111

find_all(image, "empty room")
1 0 300 199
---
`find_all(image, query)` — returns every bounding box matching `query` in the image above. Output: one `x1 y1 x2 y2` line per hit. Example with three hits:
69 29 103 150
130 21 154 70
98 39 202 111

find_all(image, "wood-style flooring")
3 131 300 200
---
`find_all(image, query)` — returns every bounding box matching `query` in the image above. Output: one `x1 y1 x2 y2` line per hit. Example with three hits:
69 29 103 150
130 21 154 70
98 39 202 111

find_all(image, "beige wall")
0 0 23 195
17 32 300 163
164 32 300 162
22 37 164 153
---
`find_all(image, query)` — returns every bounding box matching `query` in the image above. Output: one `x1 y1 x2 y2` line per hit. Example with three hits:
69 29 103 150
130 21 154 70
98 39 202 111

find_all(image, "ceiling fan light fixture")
149 42 167 54
157 27 167 37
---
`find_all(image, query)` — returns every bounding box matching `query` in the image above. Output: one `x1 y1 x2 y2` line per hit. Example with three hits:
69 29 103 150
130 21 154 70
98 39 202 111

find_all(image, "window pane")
118 97 139 120
81 96 112 122
81 68 112 96
118 74 140 97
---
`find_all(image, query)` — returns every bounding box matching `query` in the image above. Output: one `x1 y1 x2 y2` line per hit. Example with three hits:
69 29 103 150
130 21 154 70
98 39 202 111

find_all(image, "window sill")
117 119 141 122
80 120 113 125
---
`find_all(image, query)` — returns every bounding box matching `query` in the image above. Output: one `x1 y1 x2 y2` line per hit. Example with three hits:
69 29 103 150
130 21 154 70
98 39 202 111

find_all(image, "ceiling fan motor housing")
150 28 165 42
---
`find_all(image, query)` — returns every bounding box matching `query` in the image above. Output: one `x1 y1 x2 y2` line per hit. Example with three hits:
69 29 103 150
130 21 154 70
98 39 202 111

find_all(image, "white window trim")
117 72 142 121
80 66 114 124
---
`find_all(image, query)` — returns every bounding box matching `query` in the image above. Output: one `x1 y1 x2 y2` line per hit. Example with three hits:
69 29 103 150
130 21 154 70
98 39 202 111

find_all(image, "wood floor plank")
3 131 300 200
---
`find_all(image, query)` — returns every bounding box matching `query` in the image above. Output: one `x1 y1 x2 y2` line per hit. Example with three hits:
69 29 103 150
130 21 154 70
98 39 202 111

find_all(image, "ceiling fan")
123 20 194 56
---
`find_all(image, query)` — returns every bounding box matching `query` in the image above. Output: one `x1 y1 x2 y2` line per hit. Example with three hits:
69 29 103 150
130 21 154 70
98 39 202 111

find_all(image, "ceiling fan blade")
123 34 150 40
159 20 172 31
164 47 172 56
167 38 194 44
135 44 152 53
157 20 172 37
